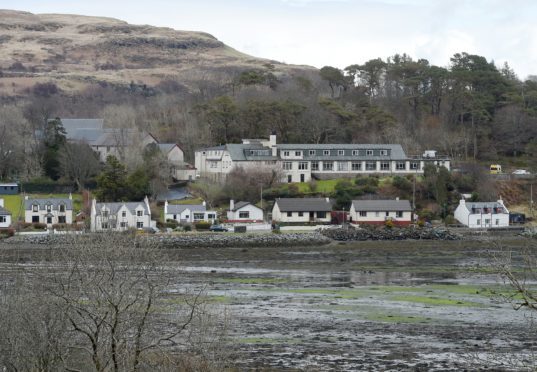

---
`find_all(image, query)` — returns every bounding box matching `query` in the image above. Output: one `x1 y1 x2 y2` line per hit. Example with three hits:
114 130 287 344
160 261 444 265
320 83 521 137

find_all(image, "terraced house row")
195 134 451 182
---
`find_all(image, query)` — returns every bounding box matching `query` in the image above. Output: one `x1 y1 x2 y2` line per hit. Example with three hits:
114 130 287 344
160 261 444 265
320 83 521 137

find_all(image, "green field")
1 193 83 221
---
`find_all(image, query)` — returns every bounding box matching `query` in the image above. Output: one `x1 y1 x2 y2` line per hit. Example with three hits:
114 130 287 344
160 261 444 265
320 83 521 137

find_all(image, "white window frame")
323 150 330 156
366 150 374 156
380 150 388 156
351 162 361 171
309 150 315 156
352 150 359 156
239 211 250 219
311 161 319 171
283 162 292 170
396 162 406 170
283 151 290 157
137 210 143 217
298 162 308 170
323 161 334 171
295 151 302 157
338 150 344 156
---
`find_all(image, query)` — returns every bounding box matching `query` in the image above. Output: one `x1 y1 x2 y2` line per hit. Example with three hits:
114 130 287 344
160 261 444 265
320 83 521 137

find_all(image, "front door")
300 174 305 182
309 211 314 221
47 217 52 224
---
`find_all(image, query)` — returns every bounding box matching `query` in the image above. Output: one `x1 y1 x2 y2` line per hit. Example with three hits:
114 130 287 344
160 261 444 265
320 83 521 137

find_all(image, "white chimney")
396 197 399 201
0 198 4 208
164 200 168 214
202 200 206 207
325 197 330 203
68 193 72 200
270 133 277 156
24 195 28 200
460 199 466 206
230 199 234 211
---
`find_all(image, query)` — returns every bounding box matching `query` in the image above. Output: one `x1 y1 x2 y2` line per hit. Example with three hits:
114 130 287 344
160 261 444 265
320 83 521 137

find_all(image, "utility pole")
412 170 416 222
531 183 534 217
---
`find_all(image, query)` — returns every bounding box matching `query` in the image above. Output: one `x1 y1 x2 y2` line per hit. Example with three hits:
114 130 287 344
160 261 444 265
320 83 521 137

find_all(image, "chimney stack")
230 200 234 211
0 198 4 208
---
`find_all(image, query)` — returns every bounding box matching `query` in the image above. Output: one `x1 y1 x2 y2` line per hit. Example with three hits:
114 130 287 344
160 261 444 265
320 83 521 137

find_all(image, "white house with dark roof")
349 199 412 226
24 195 74 225
272 198 333 223
164 201 217 224
454 199 509 228
0 198 12 228
195 134 450 182
226 200 264 223
90 196 155 232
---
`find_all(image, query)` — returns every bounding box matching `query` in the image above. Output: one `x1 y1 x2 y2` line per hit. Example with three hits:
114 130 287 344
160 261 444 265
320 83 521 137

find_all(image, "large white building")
454 199 509 228
90 196 155 232
24 195 74 225
195 135 450 182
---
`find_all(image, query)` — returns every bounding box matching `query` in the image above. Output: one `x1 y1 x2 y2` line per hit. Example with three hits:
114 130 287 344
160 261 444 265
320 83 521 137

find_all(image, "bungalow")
24 195 74 225
272 198 333 223
454 198 509 228
349 199 412 226
226 200 264 223
0 198 12 228
90 196 154 232
164 201 217 224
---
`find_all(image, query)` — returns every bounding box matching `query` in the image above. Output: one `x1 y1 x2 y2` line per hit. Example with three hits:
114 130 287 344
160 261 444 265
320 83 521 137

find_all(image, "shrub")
0 228 15 237
165 219 179 228
194 222 211 230
183 224 192 232
392 176 412 193
385 219 394 229
33 223 47 230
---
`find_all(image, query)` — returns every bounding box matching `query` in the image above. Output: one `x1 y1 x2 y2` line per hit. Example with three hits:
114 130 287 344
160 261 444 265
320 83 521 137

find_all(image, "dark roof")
0 206 11 216
25 198 73 211
95 201 149 215
166 204 206 214
464 201 507 213
351 199 412 212
275 198 334 212
232 201 252 211
158 143 179 153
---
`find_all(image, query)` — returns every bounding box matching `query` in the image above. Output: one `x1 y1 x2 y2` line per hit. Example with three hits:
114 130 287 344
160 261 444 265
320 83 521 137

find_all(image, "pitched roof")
463 201 507 213
351 199 412 212
275 198 334 212
158 143 178 153
166 204 206 214
25 198 73 211
95 201 149 215
0 206 11 216
232 201 254 211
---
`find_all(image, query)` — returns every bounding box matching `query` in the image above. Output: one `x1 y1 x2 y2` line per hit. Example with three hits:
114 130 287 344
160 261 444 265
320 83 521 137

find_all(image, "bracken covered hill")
0 10 314 96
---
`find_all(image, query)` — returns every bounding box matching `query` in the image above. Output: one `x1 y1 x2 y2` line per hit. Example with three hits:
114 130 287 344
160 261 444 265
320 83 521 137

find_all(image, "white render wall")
25 208 73 225
227 204 264 222
0 214 11 228
91 200 152 232
349 205 411 224
167 146 184 164
272 203 331 223
454 205 509 228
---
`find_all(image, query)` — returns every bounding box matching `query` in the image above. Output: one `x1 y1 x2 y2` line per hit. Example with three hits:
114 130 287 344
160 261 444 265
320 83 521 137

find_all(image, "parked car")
512 169 531 175
209 224 228 232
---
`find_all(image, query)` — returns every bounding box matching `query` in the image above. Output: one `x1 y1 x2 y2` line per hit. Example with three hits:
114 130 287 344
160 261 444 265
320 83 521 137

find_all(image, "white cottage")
349 199 412 226
0 198 12 228
24 195 74 225
90 196 155 232
164 201 217 224
272 198 333 223
226 200 264 223
454 199 509 228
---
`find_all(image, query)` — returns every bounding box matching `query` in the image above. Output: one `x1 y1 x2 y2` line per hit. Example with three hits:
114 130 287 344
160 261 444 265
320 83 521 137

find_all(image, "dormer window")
338 150 344 156
283 151 290 157
59 204 65 212
46 204 52 212
295 151 301 157
352 150 359 156
137 210 143 217
309 150 315 156
32 204 38 212
102 210 109 217
323 150 330 156
122 211 127 217
366 150 374 156
380 150 388 156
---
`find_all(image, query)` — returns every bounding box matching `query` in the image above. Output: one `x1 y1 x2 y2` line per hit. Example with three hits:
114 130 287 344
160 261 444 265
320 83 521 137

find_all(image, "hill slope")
0 10 314 96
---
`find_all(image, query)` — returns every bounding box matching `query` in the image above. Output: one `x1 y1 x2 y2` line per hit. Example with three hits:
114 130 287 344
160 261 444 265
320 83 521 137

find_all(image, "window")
102 222 109 229
337 161 348 171
476 219 481 225
366 150 373 156
338 150 344 156
287 175 292 183
323 150 330 156
137 210 143 217
323 161 333 171
193 213 205 221
102 210 109 218
375 212 380 217
282 162 292 170
0 216 6 223
210 161 218 169
380 162 390 171
122 211 127 217
58 216 66 223
32 216 39 223
386 212 390 217
317 212 326 219
287 212 292 217
283 151 290 156
46 204 52 212
295 151 301 157
359 211 367 217
352 150 359 156
298 212 303 217
137 222 144 228
59 204 65 212
380 150 388 156
239 211 250 219
298 162 308 170
32 204 38 212
309 150 316 156
351 162 362 171
207 214 215 219
485 219 490 225
495 219 499 225
120 222 127 228
396 162 406 170
185 215 190 220
366 162 376 171
410 162 419 170
396 211 403 218
311 161 319 171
